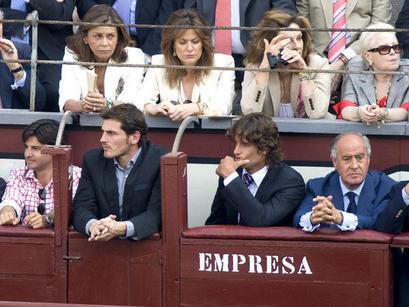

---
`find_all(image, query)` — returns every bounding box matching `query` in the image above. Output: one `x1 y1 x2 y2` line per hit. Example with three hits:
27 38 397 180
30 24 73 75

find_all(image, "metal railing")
1 13 408 112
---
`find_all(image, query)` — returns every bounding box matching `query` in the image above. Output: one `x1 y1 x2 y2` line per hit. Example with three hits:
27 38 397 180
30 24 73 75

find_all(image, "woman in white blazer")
58 5 144 113
241 10 330 119
139 9 235 121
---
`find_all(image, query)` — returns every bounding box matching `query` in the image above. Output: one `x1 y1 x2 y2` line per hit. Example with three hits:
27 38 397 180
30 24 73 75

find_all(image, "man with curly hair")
206 113 305 226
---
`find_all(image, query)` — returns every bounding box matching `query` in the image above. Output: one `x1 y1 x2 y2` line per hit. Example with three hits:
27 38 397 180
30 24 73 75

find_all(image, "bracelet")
10 65 23 74
380 107 389 123
298 70 313 81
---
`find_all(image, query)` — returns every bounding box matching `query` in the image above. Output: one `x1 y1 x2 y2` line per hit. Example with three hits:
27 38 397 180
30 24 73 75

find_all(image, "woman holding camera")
241 10 330 119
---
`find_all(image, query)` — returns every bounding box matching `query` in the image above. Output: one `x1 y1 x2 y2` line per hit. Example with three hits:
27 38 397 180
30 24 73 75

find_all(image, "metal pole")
171 116 199 153
56 111 72 146
29 10 38 112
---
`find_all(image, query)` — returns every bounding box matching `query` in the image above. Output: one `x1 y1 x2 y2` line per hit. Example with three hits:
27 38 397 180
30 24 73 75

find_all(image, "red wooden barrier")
160 153 395 307
0 148 397 306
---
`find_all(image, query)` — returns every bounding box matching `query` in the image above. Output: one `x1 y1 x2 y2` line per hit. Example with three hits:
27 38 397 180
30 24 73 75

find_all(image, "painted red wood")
67 232 162 306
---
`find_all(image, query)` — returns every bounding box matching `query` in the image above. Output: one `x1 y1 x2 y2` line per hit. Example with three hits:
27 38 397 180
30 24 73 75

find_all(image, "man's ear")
129 131 141 145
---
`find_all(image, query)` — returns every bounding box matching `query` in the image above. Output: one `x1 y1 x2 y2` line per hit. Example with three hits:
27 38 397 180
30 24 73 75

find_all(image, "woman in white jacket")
139 9 235 121
59 4 144 113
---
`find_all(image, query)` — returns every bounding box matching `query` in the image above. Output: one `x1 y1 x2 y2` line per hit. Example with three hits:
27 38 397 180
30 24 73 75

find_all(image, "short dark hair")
100 104 147 144
22 119 64 145
227 113 282 168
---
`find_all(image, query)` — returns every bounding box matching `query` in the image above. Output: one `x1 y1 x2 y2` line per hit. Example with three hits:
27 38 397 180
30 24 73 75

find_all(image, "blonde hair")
359 23 397 54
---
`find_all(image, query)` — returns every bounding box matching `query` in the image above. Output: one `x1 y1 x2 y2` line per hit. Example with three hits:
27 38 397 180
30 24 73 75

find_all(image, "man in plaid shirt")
0 119 81 229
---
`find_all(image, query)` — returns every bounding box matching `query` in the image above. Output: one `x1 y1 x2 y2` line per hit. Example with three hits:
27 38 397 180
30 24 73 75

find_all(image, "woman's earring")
173 50 176 57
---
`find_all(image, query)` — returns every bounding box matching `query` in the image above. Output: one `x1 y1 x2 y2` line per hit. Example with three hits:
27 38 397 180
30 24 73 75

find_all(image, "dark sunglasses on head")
367 44 401 55
37 188 46 215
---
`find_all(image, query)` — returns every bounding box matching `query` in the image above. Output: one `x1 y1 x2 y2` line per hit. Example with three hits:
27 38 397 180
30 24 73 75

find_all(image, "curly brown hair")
161 9 214 88
66 4 133 67
227 113 282 168
245 9 314 66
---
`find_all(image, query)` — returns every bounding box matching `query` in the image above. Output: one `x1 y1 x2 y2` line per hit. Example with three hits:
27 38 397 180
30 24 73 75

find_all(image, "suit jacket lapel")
239 0 251 26
104 159 120 217
320 0 332 31
328 173 345 211
120 142 147 220
388 73 406 108
356 178 375 215
269 72 281 116
254 165 279 201
357 73 376 105
346 0 358 17
202 0 216 25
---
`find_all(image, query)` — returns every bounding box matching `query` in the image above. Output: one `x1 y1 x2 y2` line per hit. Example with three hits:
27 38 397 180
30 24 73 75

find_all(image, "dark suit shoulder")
272 162 304 184
83 148 104 162
365 169 396 187
143 141 167 158
305 170 338 189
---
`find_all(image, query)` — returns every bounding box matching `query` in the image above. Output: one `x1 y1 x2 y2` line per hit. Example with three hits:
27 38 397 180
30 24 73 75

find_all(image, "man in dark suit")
24 0 75 112
293 132 395 232
396 0 409 58
375 181 409 307
76 0 181 56
72 104 166 241
0 8 45 110
184 0 295 51
206 113 305 226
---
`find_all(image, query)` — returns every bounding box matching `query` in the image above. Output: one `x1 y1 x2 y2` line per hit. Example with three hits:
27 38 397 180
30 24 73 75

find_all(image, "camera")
267 51 288 69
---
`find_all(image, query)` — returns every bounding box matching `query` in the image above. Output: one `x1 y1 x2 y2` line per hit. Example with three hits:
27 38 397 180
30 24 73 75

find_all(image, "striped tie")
328 0 347 63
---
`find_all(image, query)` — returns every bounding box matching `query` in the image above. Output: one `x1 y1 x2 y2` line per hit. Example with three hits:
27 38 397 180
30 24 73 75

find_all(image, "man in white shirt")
293 132 395 232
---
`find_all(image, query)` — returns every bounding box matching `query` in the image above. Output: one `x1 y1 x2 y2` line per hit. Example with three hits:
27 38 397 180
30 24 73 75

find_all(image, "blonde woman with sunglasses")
335 23 409 123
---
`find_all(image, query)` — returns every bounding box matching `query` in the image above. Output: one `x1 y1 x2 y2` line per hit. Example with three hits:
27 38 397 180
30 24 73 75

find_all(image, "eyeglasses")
367 44 401 55
37 188 46 215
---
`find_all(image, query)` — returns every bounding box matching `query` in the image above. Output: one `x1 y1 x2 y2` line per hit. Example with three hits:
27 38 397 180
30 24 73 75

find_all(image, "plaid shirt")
0 166 82 221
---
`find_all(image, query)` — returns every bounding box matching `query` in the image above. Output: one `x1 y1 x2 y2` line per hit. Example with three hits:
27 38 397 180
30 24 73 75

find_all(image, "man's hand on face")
216 156 250 178
0 206 19 226
24 212 47 229
310 195 343 225
88 215 126 242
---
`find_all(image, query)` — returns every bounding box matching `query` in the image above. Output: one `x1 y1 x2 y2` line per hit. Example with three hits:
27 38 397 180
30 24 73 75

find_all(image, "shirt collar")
243 166 268 188
24 166 52 189
114 147 141 171
339 176 365 197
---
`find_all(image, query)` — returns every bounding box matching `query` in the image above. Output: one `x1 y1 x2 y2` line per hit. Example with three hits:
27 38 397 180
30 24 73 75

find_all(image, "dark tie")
242 173 254 187
346 191 357 214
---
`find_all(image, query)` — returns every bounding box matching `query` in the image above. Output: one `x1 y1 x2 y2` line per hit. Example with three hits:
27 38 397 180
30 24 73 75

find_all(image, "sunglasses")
367 44 401 55
37 188 46 215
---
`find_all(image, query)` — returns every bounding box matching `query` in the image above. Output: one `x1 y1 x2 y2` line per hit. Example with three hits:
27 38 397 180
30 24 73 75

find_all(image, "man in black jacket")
72 104 166 241
0 8 46 110
206 113 305 226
